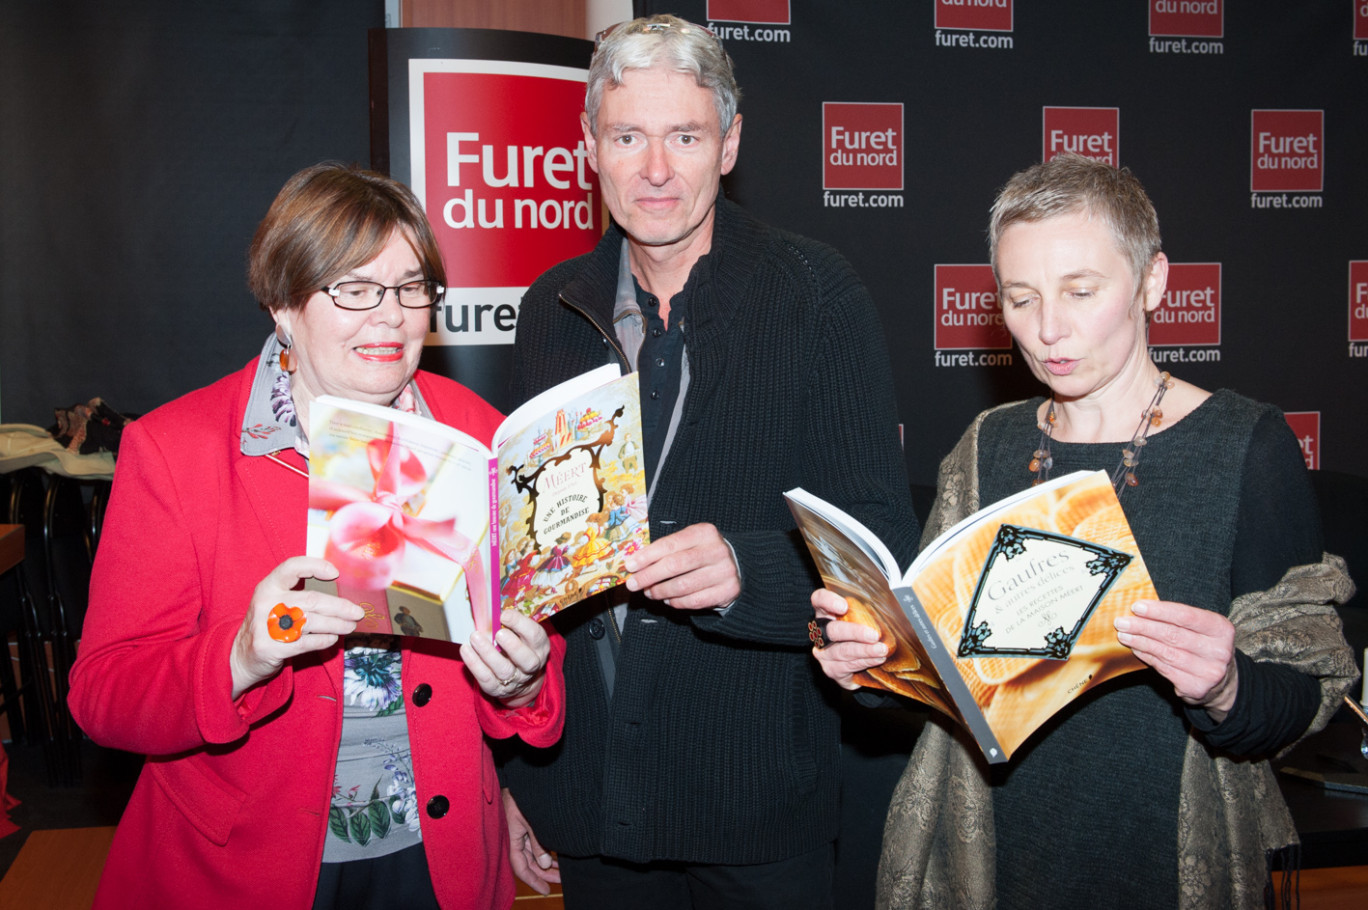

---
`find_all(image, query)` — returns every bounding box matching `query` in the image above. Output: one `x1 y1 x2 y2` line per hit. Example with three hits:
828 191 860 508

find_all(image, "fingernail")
1114 616 1132 632
1132 601 1150 615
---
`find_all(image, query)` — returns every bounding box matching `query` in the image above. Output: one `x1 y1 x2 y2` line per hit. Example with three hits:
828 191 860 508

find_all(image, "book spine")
895 586 1007 764
488 455 502 637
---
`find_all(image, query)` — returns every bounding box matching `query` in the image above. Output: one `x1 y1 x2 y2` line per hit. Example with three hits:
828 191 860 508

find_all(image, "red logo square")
1283 412 1320 471
1149 0 1223 38
935 0 1014 32
414 64 600 290
823 103 904 191
1149 263 1221 347
1357 2 1368 41
934 265 1012 350
1043 107 1119 166
1350 261 1368 342
1250 110 1324 193
707 0 791 24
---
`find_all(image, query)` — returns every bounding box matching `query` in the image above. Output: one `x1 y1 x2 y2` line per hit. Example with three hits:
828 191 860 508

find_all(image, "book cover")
307 400 495 643
494 368 650 622
306 365 649 641
787 470 1154 763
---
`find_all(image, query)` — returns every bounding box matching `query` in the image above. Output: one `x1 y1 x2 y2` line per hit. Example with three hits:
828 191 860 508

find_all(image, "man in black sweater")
497 14 920 909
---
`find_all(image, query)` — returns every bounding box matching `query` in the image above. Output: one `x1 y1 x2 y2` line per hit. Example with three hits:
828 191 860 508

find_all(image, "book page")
494 363 622 451
787 493 960 719
907 471 1152 759
495 372 649 621
307 397 495 642
785 487 902 579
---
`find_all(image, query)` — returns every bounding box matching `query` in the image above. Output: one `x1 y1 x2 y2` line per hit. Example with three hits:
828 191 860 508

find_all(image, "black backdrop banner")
2 1 1364 489
631 0 1368 484
0 0 384 427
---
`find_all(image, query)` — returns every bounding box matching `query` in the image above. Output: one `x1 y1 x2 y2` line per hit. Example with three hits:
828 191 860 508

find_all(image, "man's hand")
624 522 741 610
503 789 559 894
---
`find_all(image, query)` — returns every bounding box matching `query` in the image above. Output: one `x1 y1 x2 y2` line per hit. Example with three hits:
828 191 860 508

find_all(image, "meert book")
785 470 1155 763
306 364 648 642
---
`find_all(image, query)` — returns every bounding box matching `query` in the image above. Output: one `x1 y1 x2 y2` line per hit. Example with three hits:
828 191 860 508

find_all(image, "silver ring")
499 675 515 687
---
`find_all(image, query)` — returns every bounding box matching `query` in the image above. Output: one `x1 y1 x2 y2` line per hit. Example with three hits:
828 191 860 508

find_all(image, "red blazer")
68 360 565 910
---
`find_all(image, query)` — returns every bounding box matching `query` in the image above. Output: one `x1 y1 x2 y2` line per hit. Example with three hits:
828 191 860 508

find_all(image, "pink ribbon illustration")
310 428 491 637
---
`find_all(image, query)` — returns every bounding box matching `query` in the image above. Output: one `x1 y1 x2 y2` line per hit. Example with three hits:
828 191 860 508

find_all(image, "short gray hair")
585 14 740 137
989 153 1162 294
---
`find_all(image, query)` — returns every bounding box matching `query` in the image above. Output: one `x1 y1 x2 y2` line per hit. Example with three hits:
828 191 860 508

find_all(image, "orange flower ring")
268 602 306 643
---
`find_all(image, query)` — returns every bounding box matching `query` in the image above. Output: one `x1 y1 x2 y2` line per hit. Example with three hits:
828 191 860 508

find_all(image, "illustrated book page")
494 366 650 622
787 470 1155 762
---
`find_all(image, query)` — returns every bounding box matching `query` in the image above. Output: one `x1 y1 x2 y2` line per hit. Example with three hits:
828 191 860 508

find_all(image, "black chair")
0 484 37 745
42 474 103 784
1 469 58 759
0 466 109 785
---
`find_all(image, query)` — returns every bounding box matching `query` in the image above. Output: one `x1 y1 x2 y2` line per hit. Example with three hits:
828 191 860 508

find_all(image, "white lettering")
939 310 1005 328
446 135 595 190
513 196 594 229
1256 154 1319 170
1049 129 1114 156
1152 306 1216 324
1155 0 1219 12
432 300 518 334
1258 132 1319 155
543 147 574 190
441 191 505 229
940 287 999 311
446 132 481 187
829 126 900 153
1163 287 1216 308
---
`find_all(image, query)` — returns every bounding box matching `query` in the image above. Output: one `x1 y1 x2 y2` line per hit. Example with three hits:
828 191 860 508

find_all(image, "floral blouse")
240 335 424 862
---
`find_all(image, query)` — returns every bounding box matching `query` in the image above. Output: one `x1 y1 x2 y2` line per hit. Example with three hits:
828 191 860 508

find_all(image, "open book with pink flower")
306 364 648 642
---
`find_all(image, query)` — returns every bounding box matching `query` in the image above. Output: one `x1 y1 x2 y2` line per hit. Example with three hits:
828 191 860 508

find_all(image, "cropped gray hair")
989 153 1162 294
585 14 740 137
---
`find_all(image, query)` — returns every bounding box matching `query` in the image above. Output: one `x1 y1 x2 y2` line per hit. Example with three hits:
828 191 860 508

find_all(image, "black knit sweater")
496 197 921 864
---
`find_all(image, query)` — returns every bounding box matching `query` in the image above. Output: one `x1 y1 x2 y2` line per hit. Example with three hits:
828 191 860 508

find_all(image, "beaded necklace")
1030 371 1174 494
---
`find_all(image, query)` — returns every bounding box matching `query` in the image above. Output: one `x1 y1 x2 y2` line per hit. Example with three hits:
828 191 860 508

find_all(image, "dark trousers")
311 843 441 910
558 843 835 910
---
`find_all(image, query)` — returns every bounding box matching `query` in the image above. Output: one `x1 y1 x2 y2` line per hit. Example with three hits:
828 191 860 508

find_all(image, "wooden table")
0 826 115 909
1278 719 1368 869
0 524 22 576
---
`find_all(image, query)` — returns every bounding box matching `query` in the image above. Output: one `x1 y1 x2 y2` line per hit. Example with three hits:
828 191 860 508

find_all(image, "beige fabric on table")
0 423 116 478
877 403 1360 910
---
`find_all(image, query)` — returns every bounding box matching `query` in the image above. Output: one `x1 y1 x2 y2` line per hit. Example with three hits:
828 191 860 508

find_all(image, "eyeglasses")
593 19 722 52
321 279 444 311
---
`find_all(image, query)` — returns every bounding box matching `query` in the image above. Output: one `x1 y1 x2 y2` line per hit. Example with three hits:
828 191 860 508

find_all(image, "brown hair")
988 153 1162 294
247 162 444 312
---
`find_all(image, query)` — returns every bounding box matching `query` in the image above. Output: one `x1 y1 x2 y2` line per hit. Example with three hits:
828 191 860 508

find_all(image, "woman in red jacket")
68 162 565 910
